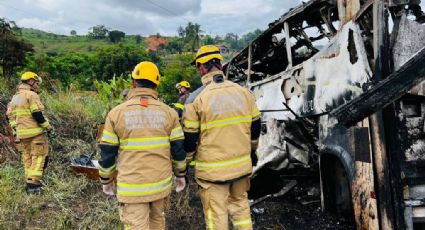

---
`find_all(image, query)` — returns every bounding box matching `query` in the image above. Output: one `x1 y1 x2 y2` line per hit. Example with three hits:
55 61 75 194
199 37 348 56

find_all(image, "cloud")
196 0 297 35
103 0 201 17
1 0 424 37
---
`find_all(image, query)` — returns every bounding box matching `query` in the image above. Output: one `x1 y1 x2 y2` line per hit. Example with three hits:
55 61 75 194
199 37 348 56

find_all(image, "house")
216 45 230 54
145 35 169 51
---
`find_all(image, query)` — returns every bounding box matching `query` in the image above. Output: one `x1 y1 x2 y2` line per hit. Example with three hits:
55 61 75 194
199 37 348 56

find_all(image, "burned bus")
224 0 425 229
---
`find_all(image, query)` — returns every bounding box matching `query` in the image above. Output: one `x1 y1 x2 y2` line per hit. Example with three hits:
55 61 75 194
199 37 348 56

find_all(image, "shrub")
93 74 131 107
42 89 107 141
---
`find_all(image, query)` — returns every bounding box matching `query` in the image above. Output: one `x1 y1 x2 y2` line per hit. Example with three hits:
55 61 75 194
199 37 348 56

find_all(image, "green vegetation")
0 140 121 229
10 21 262 97
20 28 143 55
0 19 34 78
159 54 200 104
0 77 204 229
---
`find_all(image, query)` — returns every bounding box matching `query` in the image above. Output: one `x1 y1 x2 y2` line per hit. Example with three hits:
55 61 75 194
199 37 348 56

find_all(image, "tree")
240 29 262 47
224 33 240 49
70 30 77 36
88 25 109 39
94 44 151 82
135 35 142 44
108 30 125 43
167 38 185 54
189 23 202 51
177 26 185 38
0 18 34 78
177 22 203 51
202 35 215 45
213 35 223 44
159 53 199 104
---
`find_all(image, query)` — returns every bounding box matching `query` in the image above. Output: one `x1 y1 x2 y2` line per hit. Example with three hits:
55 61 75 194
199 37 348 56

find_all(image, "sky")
1 0 424 37
0 0 301 36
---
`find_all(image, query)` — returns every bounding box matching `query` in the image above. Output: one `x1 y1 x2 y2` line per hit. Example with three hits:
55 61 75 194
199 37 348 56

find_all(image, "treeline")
161 22 262 53
0 18 261 104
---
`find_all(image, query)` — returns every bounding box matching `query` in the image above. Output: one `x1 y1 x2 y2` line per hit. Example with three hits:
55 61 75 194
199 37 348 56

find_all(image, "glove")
102 181 116 196
47 129 58 139
175 176 187 192
251 148 258 167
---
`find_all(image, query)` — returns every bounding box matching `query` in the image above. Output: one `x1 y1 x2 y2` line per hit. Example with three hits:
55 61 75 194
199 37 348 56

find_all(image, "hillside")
20 28 145 55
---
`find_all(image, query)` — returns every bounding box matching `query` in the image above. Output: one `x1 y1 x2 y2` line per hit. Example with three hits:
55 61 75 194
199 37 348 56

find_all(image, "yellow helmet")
132 61 160 85
21 71 42 83
191 45 224 66
177 80 190 89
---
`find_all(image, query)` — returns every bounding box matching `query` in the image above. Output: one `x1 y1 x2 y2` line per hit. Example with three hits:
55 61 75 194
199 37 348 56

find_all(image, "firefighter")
98 61 187 229
183 45 261 230
173 81 191 119
176 80 191 105
6 72 56 195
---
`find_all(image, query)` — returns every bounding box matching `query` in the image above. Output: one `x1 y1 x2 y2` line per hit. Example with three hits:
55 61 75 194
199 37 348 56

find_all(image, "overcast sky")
0 0 301 36
2 0 424 37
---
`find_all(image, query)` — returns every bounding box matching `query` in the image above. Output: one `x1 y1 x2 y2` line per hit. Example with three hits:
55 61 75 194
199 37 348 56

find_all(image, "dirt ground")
167 167 355 230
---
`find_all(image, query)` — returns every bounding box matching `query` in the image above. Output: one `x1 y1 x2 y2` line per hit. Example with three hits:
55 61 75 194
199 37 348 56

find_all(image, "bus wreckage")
224 0 425 229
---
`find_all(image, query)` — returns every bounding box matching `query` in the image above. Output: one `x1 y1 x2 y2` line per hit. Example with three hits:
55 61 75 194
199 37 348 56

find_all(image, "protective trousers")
17 134 48 185
118 198 167 230
197 176 253 230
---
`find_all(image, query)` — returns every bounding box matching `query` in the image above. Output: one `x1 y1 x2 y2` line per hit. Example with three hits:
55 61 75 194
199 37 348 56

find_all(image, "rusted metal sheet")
70 162 100 180
369 113 393 230
352 160 379 229
349 125 379 230
370 0 394 227
338 0 361 24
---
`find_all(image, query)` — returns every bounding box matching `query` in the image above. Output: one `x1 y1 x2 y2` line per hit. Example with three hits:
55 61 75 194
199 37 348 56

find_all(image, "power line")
142 0 191 23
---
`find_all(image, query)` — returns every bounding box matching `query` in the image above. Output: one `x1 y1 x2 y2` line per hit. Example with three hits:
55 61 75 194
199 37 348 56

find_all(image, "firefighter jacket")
6 83 51 139
98 88 186 204
173 91 190 118
178 91 190 105
182 70 261 182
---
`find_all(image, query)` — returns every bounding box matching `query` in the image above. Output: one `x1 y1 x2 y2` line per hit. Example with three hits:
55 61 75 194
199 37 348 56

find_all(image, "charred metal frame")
225 0 425 229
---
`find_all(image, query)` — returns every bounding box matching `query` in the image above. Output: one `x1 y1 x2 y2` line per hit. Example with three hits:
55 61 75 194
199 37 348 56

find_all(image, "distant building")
193 45 231 55
145 36 169 51
217 45 230 54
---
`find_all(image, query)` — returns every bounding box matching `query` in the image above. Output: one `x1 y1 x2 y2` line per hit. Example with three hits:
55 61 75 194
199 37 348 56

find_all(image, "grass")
0 135 122 230
0 84 202 229
0 139 203 229
42 90 109 141
0 85 122 229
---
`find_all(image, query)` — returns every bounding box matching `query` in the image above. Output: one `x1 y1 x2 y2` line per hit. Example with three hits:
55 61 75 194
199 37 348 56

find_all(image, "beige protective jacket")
183 71 260 182
6 84 51 139
98 88 186 203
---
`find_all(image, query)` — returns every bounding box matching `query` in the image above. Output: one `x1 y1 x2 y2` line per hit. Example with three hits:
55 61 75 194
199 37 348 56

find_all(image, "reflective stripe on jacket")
183 71 260 182
6 84 50 139
99 88 186 203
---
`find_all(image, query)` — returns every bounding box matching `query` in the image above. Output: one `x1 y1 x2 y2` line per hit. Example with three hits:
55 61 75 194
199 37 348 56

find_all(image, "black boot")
25 183 31 193
26 183 43 195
